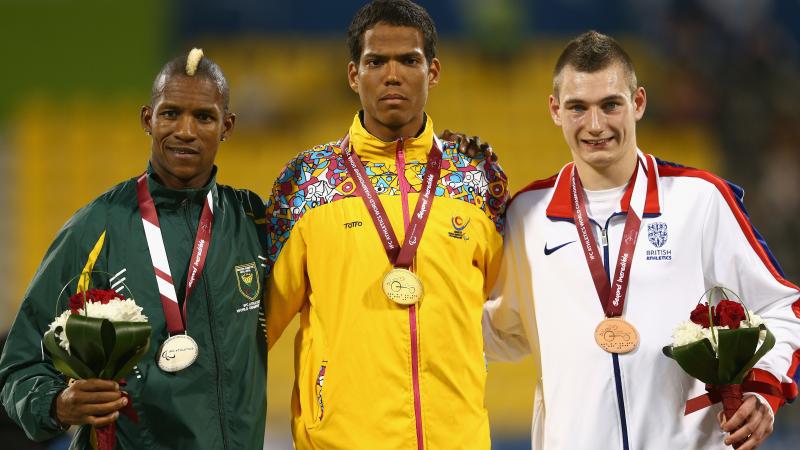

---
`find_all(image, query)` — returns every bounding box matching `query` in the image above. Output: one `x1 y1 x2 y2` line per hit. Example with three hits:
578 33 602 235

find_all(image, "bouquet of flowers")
663 287 774 448
44 284 151 450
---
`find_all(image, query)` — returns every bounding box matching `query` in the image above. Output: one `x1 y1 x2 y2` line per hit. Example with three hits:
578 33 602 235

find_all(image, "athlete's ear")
348 61 359 93
221 112 236 142
141 105 153 134
427 58 440 89
549 95 562 126
633 87 646 121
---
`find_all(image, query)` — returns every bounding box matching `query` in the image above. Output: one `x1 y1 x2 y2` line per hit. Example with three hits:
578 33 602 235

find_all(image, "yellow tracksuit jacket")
265 113 508 450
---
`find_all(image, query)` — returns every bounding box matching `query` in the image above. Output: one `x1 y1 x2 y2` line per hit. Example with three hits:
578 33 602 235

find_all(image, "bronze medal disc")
594 317 639 353
157 334 199 372
382 268 423 305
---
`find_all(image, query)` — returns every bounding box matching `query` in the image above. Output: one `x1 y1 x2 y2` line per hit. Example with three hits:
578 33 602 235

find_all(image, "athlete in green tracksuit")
0 50 268 449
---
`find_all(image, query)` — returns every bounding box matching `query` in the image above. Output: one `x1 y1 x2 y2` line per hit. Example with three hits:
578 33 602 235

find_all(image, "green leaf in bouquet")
716 326 760 384
110 337 151 381
665 338 720 385
99 321 152 380
65 315 114 377
732 324 775 384
43 331 95 380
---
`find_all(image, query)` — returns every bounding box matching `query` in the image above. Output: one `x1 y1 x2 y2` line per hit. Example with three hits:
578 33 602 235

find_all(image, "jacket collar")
145 163 219 208
546 150 662 220
346 111 437 162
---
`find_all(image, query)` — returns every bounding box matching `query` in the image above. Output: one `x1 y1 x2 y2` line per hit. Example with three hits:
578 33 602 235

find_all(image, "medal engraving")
382 268 424 305
157 334 199 372
594 317 639 353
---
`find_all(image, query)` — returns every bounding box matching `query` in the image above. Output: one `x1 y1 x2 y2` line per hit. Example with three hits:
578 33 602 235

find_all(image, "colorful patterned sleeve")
265 153 307 349
264 143 345 348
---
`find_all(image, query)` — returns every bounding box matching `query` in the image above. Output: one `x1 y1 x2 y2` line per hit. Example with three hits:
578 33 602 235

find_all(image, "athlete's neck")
361 111 425 142
150 168 212 191
575 152 638 190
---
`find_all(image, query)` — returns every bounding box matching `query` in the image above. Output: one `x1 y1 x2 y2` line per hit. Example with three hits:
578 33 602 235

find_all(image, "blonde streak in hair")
186 48 204 76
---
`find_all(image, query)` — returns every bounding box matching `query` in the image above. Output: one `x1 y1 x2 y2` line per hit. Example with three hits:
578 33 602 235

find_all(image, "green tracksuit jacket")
0 166 268 449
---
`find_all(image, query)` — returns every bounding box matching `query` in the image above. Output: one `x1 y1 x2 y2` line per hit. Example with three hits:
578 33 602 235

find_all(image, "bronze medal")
570 164 650 355
594 317 639 353
382 268 424 305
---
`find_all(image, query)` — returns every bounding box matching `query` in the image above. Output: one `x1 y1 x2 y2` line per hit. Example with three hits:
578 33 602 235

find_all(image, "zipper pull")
601 228 609 247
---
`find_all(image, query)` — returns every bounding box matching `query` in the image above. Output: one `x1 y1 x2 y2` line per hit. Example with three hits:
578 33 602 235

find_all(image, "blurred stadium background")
1 0 798 449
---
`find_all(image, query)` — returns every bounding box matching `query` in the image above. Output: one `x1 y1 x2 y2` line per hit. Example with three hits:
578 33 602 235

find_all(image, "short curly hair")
347 0 438 64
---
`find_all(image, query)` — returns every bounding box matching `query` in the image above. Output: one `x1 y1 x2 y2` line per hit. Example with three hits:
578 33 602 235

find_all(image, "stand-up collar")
346 111 437 162
145 163 219 208
546 150 662 220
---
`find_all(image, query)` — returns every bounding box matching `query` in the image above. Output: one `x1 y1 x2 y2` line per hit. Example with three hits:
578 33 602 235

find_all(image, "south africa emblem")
234 262 260 301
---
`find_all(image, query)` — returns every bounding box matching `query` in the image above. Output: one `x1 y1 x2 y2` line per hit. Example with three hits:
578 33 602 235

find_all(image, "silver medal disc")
157 334 199 372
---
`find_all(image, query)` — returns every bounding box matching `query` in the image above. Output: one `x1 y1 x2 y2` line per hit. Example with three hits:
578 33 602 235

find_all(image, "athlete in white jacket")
483 31 800 450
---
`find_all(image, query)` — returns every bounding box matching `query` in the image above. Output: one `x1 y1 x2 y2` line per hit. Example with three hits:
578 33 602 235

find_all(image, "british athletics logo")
646 222 672 260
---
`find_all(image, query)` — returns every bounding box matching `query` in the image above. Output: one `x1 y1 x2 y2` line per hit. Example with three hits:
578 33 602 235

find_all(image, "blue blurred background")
1 0 798 448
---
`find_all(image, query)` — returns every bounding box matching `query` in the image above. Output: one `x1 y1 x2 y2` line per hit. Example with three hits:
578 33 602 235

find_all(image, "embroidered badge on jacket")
448 215 471 240
646 222 672 260
648 222 668 248
234 262 261 301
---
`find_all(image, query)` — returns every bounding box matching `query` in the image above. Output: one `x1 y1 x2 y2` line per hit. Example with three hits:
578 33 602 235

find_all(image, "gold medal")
594 317 639 353
382 268 424 305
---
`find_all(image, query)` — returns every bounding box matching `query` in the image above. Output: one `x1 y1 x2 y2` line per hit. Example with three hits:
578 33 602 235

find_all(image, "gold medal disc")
594 317 639 353
382 268 424 305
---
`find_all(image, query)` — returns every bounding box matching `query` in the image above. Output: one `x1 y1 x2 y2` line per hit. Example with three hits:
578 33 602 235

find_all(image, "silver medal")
157 334 199 372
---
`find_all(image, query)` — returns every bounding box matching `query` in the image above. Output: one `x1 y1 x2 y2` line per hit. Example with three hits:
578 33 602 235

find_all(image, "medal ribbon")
136 173 214 334
571 165 641 317
340 133 442 268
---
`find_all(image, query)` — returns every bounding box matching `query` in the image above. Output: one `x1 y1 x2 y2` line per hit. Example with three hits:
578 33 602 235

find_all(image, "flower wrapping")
44 287 151 450
662 287 774 449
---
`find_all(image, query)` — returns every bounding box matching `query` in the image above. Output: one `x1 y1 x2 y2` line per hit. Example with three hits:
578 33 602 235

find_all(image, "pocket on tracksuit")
314 360 328 422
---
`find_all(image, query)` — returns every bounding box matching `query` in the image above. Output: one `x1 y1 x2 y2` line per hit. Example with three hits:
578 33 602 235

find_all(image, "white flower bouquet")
44 286 151 450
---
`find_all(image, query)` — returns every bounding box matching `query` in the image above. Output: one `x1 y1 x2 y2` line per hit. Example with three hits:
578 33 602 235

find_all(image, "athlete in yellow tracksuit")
265 112 507 449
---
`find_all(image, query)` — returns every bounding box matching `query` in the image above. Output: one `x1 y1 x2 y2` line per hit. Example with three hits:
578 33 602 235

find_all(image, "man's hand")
718 395 773 449
439 129 497 162
55 379 127 427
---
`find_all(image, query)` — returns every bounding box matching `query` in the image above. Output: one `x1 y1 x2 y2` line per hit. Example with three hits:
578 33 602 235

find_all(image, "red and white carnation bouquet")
663 287 774 449
44 285 151 450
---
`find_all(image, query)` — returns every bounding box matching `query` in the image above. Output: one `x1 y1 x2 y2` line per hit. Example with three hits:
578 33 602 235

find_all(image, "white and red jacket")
483 151 800 450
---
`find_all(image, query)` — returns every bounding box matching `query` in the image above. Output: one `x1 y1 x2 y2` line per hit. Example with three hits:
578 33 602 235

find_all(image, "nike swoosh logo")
544 240 576 255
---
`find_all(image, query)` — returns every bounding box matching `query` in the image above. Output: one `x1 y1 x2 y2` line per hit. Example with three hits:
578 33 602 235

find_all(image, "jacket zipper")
600 215 630 450
397 139 425 450
183 198 229 450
